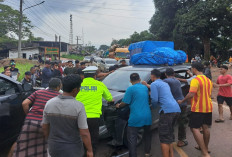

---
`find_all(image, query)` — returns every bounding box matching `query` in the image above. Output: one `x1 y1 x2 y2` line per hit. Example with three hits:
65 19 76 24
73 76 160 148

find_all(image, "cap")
45 61 51 64
10 62 16 66
25 71 31 75
82 66 98 73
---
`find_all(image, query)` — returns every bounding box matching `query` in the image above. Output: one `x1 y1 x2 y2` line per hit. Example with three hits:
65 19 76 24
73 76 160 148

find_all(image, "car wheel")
123 125 144 147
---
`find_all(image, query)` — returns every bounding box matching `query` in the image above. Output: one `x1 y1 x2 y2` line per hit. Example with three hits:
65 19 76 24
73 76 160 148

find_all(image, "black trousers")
87 118 100 154
127 125 152 157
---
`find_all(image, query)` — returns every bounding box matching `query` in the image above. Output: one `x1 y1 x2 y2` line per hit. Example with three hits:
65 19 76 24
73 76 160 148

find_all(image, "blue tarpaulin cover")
128 40 174 57
130 47 187 66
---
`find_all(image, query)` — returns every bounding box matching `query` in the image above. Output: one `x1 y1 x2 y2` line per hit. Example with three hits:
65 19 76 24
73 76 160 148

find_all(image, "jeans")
127 125 152 157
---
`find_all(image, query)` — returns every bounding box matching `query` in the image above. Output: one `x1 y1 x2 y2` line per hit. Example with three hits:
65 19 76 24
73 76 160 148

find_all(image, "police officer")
76 66 113 154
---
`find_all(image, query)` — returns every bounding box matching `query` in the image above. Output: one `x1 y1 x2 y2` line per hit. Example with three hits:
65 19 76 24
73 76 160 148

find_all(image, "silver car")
100 58 118 72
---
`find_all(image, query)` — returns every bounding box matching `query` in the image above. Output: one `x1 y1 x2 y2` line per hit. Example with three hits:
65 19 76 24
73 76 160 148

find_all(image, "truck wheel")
123 125 144 147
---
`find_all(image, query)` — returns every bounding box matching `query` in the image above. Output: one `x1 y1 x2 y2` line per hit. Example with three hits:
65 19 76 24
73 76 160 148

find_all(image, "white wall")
9 48 40 59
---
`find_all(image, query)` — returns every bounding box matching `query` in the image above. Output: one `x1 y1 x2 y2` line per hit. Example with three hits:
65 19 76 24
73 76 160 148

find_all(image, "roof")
118 64 191 72
115 48 129 53
9 47 40 51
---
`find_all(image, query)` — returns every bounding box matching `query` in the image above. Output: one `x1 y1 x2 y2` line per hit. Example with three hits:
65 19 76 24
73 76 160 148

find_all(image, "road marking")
173 142 188 157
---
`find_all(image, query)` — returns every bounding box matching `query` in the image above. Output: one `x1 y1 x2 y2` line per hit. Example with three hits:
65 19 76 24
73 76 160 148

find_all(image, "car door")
0 77 25 153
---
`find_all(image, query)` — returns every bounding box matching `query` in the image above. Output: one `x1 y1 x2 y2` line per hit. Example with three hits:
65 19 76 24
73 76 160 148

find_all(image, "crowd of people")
2 57 232 157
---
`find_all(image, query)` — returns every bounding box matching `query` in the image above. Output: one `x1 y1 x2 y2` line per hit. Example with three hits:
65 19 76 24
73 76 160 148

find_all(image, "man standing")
150 69 180 157
52 63 62 78
14 78 61 156
3 69 11 77
10 62 20 81
42 75 93 157
178 62 212 157
76 66 113 154
58 61 63 76
21 71 33 90
215 65 232 122
164 68 188 147
64 60 74 76
119 59 128 67
116 73 152 157
41 61 53 88
80 62 86 69
30 67 37 87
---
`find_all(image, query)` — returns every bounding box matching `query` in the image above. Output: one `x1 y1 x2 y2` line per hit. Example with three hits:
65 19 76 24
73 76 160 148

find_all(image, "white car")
101 58 118 72
83 56 91 62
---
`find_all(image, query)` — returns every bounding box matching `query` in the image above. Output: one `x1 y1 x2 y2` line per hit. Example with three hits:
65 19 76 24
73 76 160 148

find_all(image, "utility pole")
69 14 73 44
18 0 23 58
18 0 45 58
76 36 81 53
59 36 61 60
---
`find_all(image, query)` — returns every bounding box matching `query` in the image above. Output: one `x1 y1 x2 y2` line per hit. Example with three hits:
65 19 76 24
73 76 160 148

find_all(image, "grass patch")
0 62 34 82
61 54 84 60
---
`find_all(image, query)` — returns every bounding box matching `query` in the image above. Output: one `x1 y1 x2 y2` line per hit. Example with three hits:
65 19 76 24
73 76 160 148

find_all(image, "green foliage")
0 62 34 82
61 54 84 60
111 30 154 46
99 45 109 51
0 4 32 38
149 0 232 60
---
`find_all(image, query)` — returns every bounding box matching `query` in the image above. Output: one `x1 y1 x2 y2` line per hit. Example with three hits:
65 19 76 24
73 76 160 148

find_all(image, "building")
9 47 43 59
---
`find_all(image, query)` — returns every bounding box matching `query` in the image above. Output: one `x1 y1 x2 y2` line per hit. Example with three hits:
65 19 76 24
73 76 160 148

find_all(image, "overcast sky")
4 0 155 48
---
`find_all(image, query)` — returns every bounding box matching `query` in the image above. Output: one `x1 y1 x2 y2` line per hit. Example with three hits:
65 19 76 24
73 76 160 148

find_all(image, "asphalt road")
95 101 232 157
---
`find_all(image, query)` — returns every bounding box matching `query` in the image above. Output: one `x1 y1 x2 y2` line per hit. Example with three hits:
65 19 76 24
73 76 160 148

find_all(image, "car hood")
102 89 125 106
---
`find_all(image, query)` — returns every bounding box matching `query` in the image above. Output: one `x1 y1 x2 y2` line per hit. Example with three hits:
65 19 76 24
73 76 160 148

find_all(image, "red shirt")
26 89 60 121
217 75 232 97
58 67 63 75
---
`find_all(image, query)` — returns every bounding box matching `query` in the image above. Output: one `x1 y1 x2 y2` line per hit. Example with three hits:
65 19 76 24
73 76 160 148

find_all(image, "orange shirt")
189 75 213 113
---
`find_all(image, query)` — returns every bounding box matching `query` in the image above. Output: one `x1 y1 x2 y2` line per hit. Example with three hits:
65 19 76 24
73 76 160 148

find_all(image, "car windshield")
95 58 102 62
85 56 91 59
105 60 117 64
116 52 129 58
103 70 150 91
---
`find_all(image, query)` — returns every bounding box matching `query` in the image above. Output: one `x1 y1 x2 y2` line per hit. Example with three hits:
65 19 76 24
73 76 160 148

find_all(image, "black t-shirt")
53 69 62 77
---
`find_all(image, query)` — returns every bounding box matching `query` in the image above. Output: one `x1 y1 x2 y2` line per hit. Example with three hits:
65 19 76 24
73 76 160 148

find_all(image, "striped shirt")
189 75 213 113
26 89 60 121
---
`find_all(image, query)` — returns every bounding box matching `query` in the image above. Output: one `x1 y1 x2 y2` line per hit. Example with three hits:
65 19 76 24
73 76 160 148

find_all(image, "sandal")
177 141 188 147
215 119 225 123
194 146 211 153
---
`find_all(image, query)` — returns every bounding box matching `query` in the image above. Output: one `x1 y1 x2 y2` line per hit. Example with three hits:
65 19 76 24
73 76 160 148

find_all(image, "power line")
47 0 154 8
46 3 154 12
23 1 69 41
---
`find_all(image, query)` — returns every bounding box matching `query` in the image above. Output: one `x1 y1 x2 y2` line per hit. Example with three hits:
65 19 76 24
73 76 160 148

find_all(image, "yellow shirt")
229 57 232 63
189 75 213 113
76 77 113 118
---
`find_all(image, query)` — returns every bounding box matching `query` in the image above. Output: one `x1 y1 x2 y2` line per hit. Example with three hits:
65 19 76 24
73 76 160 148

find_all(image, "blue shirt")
150 79 181 113
163 78 187 107
122 83 152 127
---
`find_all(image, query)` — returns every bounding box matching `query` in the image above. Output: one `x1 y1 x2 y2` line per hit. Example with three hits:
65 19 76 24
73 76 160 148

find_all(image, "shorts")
158 112 179 144
189 112 212 129
217 96 232 107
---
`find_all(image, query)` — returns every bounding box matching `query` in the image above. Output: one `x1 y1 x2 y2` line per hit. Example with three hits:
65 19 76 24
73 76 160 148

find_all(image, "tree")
99 45 109 51
175 0 232 60
149 0 232 60
111 30 154 46
0 4 32 38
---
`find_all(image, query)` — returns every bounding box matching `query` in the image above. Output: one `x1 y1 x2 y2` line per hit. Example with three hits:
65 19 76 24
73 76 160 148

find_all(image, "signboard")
45 47 59 55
